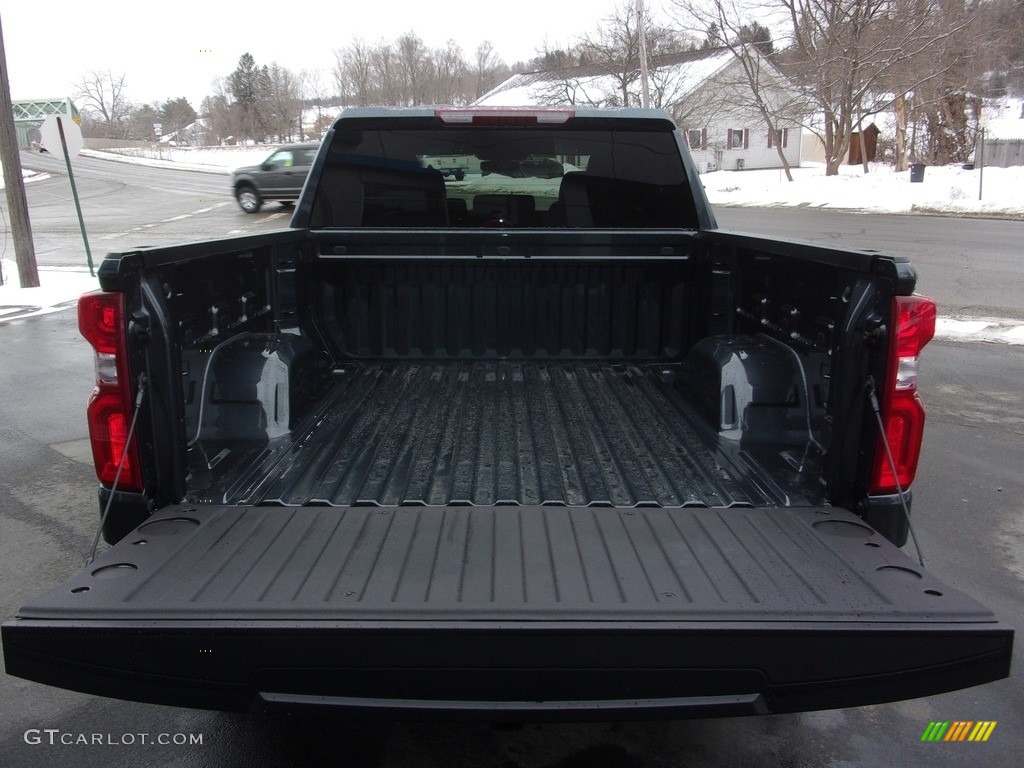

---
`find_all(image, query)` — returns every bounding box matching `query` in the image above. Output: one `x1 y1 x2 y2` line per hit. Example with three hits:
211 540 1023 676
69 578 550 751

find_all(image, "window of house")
687 130 702 150
728 128 746 150
768 129 789 149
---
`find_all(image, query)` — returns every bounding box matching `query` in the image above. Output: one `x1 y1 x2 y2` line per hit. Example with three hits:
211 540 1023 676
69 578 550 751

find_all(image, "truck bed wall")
305 257 712 362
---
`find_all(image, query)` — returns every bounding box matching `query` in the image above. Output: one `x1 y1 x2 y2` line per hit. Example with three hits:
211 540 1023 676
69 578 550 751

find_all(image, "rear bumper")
3 619 1012 720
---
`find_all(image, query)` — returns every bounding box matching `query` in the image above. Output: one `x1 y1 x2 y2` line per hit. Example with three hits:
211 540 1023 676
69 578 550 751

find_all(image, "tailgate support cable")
86 373 148 566
758 334 826 465
866 376 926 567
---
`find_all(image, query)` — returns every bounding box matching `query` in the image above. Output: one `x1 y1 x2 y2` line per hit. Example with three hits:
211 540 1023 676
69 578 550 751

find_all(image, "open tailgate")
3 504 1012 719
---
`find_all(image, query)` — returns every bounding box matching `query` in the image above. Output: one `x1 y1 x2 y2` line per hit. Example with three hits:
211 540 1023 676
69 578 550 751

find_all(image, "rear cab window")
309 111 698 229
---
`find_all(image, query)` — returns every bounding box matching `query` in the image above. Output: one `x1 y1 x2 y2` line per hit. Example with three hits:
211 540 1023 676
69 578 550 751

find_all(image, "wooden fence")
981 139 1024 168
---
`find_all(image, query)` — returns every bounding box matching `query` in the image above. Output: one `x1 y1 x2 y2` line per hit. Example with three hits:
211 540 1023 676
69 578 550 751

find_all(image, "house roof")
474 47 736 107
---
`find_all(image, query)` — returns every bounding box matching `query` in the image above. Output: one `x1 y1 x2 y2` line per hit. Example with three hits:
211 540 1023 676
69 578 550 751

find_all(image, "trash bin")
910 163 926 182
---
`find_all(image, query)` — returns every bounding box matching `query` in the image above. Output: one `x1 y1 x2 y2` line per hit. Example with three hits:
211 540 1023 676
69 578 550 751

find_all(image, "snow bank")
0 260 99 321
701 161 1024 217
0 167 51 191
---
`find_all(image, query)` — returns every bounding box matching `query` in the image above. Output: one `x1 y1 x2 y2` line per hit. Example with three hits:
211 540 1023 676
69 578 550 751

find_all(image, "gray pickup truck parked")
3 107 1011 719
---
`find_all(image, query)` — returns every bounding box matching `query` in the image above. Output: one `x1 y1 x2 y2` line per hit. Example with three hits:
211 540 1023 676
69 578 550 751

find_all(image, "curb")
711 202 1024 222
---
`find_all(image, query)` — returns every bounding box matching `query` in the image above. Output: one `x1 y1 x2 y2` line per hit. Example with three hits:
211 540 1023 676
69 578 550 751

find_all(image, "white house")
475 47 804 173
158 118 211 147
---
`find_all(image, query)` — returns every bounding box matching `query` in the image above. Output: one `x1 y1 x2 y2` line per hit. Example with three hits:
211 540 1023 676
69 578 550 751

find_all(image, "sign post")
976 108 988 202
40 113 94 276
977 127 985 202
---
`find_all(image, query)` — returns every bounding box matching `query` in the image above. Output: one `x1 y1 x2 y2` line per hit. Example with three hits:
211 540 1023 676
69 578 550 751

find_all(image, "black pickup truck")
3 107 1012 719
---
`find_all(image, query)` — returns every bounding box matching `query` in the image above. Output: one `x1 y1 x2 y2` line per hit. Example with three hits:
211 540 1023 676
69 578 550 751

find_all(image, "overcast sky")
1 0 659 109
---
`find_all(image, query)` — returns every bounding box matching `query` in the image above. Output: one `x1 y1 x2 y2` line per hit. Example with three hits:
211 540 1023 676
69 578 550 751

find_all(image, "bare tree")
474 41 505 99
370 40 402 104
576 0 689 107
973 0 1024 95
335 39 374 106
671 1 806 180
433 40 468 104
74 70 132 138
776 0 971 175
397 32 432 105
328 34 510 108
529 3 691 109
886 1 989 168
260 62 303 141
331 50 346 105
201 77 235 145
302 69 332 137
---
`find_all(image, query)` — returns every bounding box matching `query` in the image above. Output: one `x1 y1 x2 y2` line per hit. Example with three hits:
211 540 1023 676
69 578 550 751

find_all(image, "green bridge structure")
12 97 81 148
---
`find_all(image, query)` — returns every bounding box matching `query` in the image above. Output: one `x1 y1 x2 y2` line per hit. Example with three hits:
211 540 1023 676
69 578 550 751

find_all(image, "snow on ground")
0 167 51 190
79 146 269 174
936 316 1024 345
702 161 1024 217
0 260 99 322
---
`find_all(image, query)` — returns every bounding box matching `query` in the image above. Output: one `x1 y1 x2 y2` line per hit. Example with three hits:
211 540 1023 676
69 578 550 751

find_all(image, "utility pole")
0 13 39 287
637 0 651 108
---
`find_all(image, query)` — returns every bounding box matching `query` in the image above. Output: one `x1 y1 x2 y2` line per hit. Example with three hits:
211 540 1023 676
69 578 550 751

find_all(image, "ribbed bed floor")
189 361 785 509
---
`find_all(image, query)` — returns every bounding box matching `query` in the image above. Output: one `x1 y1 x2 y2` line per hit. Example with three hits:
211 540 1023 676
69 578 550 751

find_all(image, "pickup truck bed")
191 360 817 509
8 503 1009 717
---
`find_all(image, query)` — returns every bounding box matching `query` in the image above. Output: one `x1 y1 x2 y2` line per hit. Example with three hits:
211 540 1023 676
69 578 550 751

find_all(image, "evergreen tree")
161 97 197 133
701 22 721 49
738 21 773 56
229 53 260 141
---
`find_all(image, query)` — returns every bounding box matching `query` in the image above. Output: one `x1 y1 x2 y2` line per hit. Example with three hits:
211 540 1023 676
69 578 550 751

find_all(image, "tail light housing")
870 295 937 494
79 291 143 493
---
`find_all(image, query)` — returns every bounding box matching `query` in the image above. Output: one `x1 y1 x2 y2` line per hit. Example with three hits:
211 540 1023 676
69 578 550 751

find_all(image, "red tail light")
79 291 143 492
870 295 937 494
